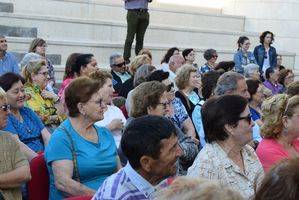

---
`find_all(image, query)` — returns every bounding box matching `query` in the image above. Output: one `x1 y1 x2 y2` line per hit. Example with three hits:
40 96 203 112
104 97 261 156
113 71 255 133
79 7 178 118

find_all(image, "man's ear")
139 155 153 173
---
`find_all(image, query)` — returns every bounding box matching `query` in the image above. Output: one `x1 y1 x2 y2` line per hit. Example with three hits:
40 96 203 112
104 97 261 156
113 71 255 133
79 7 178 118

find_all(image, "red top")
256 138 299 172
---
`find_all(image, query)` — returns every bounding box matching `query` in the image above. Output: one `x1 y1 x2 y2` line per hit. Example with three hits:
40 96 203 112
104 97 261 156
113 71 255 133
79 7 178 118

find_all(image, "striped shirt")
92 163 157 200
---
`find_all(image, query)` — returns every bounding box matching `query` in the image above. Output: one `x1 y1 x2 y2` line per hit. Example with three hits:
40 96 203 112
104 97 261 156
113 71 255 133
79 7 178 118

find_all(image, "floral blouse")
24 83 62 126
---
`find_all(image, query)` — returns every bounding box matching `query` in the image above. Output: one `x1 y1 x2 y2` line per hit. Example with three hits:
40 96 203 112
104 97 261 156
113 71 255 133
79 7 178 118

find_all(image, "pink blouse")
256 138 299 172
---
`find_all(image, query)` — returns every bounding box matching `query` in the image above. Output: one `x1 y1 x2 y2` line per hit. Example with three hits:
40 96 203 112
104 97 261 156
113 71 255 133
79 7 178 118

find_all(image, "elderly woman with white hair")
243 63 260 80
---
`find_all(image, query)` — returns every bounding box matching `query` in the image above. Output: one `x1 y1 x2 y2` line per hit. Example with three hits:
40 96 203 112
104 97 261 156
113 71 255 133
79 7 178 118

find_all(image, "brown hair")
254 158 299 200
130 81 166 118
22 60 47 83
175 64 197 90
89 69 113 89
65 77 101 117
28 38 46 55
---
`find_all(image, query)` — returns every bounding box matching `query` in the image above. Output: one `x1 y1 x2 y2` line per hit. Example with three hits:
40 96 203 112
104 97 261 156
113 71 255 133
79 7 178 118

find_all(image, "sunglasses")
212 55 218 58
113 62 126 68
238 114 252 123
0 104 11 112
166 83 174 92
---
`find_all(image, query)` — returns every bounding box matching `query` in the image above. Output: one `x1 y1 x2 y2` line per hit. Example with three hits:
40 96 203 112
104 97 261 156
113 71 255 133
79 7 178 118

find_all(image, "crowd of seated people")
0 29 298 200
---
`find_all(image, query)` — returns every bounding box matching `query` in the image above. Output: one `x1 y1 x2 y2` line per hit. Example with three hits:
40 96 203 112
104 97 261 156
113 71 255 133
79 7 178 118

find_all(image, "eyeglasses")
166 83 174 92
157 101 171 109
238 114 252 124
88 99 105 106
37 71 49 76
0 104 11 112
212 55 218 58
37 44 47 48
113 62 126 68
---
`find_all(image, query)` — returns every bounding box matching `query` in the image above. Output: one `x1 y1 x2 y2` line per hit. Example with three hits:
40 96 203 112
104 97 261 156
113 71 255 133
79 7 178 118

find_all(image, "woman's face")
284 105 299 138
251 69 260 81
31 65 49 89
101 78 115 103
147 92 170 117
0 98 10 129
264 33 273 45
188 72 201 89
81 57 98 76
35 43 47 56
81 90 106 122
252 85 265 105
208 53 218 64
173 50 179 55
284 72 294 87
6 81 26 109
241 39 250 52
186 50 195 63
229 106 254 145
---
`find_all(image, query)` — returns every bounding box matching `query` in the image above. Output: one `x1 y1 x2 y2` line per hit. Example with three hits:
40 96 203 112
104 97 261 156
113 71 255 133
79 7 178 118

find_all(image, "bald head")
168 54 185 73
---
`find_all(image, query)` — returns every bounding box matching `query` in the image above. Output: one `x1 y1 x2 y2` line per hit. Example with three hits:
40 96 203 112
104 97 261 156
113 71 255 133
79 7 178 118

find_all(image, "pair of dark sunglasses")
238 114 252 123
113 62 126 68
0 104 11 112
166 83 174 92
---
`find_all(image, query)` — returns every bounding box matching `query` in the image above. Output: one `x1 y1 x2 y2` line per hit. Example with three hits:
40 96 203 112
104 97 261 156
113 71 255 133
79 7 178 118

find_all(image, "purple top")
263 80 283 95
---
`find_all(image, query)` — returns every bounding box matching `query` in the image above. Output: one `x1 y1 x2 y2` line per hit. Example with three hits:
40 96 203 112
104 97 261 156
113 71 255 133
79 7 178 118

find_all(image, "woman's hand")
107 119 124 131
41 90 59 102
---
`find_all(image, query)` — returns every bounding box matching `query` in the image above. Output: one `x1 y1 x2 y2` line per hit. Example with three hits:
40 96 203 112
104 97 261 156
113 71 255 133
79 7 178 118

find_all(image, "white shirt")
95 105 126 148
262 51 270 73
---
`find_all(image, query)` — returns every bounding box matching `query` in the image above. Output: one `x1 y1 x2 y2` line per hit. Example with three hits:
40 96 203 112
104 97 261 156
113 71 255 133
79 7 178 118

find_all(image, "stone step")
0 24 37 37
7 37 296 82
3 0 245 32
0 2 13 13
0 12 253 50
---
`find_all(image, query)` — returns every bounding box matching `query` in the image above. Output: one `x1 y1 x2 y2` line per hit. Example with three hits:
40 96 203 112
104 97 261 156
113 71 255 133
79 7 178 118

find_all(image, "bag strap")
60 125 81 182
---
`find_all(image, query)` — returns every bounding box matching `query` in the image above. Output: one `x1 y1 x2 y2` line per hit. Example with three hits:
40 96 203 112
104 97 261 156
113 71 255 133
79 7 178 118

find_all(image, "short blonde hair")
0 87 7 101
22 60 47 83
88 69 112 88
157 177 244 200
138 48 152 60
175 64 197 90
129 55 151 76
261 94 289 138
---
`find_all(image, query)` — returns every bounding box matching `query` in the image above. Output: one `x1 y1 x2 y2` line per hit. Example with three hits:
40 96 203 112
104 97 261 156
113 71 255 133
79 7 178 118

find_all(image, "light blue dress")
45 119 117 200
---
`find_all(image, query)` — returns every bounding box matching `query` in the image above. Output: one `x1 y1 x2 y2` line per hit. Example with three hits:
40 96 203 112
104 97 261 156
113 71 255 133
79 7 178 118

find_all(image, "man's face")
147 134 183 180
0 37 8 52
234 78 250 99
170 56 185 73
112 57 126 74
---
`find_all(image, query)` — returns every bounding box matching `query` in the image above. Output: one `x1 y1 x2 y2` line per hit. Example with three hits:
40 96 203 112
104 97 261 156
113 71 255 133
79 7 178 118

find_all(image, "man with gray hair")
110 52 131 94
244 63 260 80
0 35 19 75
214 71 262 143
162 54 185 82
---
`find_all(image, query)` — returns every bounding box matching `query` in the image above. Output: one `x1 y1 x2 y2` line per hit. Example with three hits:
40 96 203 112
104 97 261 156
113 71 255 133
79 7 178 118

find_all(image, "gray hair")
214 71 245 95
109 52 123 67
133 64 156 87
244 63 259 78
20 53 43 69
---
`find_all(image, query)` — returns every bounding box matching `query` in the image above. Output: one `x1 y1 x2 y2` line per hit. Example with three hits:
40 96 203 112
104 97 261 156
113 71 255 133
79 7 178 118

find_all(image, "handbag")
60 126 81 182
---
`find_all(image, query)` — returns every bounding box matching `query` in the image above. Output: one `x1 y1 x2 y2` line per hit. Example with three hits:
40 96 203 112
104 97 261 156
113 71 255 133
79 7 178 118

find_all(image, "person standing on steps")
123 0 152 64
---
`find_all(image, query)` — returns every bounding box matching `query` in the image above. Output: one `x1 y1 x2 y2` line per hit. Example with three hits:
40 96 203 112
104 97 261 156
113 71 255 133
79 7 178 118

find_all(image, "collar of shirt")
123 162 156 199
114 71 131 83
213 142 254 176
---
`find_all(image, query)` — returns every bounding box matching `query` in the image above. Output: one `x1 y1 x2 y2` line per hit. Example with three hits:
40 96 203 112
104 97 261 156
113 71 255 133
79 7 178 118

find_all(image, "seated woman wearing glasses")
187 95 264 199
0 72 51 161
22 60 63 132
45 77 119 199
257 94 299 172
129 81 198 175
